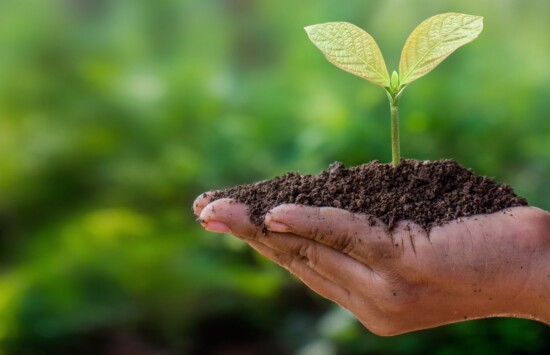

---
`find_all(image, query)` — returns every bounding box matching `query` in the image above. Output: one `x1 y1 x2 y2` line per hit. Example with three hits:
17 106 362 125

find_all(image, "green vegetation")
0 1 549 354
306 13 483 167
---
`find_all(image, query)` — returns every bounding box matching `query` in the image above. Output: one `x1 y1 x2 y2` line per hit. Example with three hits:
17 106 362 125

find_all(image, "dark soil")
210 159 528 230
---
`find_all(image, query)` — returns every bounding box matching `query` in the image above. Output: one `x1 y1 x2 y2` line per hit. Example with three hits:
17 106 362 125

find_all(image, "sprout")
305 13 483 167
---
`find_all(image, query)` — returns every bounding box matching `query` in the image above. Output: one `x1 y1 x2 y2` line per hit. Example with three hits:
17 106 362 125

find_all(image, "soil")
210 159 528 231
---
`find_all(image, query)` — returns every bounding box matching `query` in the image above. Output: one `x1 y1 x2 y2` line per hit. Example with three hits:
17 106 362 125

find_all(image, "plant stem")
389 96 400 168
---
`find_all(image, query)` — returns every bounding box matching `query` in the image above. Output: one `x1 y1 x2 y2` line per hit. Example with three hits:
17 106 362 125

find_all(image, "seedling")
305 13 483 167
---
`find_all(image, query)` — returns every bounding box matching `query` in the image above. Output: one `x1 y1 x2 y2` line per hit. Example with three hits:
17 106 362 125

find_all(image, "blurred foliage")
0 0 549 353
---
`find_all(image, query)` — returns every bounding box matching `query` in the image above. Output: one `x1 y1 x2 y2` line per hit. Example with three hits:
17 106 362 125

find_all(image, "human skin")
193 193 550 336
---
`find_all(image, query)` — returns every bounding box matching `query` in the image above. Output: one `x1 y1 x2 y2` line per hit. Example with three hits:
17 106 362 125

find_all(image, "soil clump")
211 159 527 230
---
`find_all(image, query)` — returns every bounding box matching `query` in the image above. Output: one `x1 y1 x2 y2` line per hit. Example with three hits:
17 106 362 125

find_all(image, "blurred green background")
1 0 549 354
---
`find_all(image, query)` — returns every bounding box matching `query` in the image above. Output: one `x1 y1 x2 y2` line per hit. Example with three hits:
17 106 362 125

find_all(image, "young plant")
305 13 483 167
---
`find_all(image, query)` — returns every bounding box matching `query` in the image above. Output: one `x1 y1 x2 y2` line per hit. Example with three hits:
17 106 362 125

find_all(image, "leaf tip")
304 24 318 36
471 15 484 38
473 14 484 25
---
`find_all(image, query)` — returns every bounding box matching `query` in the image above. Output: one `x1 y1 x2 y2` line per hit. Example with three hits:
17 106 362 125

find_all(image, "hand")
193 193 550 335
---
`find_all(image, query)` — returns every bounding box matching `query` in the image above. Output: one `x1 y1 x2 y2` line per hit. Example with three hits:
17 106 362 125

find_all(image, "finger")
200 199 382 289
199 198 260 240
247 240 352 308
193 192 215 217
248 240 394 336
264 204 396 264
257 232 382 290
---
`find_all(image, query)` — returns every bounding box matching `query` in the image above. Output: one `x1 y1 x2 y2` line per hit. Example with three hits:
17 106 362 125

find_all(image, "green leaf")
399 13 483 85
305 22 390 87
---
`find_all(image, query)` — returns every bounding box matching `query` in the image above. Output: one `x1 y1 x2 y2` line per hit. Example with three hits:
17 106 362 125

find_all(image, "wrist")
514 209 550 324
436 207 550 323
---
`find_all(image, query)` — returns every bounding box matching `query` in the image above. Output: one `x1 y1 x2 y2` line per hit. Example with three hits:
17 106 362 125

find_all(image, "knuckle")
275 251 293 269
297 242 312 264
333 230 356 254
290 240 318 268
308 226 322 241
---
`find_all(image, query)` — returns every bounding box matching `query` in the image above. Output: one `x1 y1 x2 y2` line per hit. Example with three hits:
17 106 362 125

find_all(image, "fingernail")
266 221 290 232
203 221 231 234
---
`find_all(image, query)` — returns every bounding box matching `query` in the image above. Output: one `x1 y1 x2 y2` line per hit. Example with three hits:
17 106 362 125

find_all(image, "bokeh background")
1 0 549 354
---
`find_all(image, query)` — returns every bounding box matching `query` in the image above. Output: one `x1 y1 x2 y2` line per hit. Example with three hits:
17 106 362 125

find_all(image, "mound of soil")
210 159 528 230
